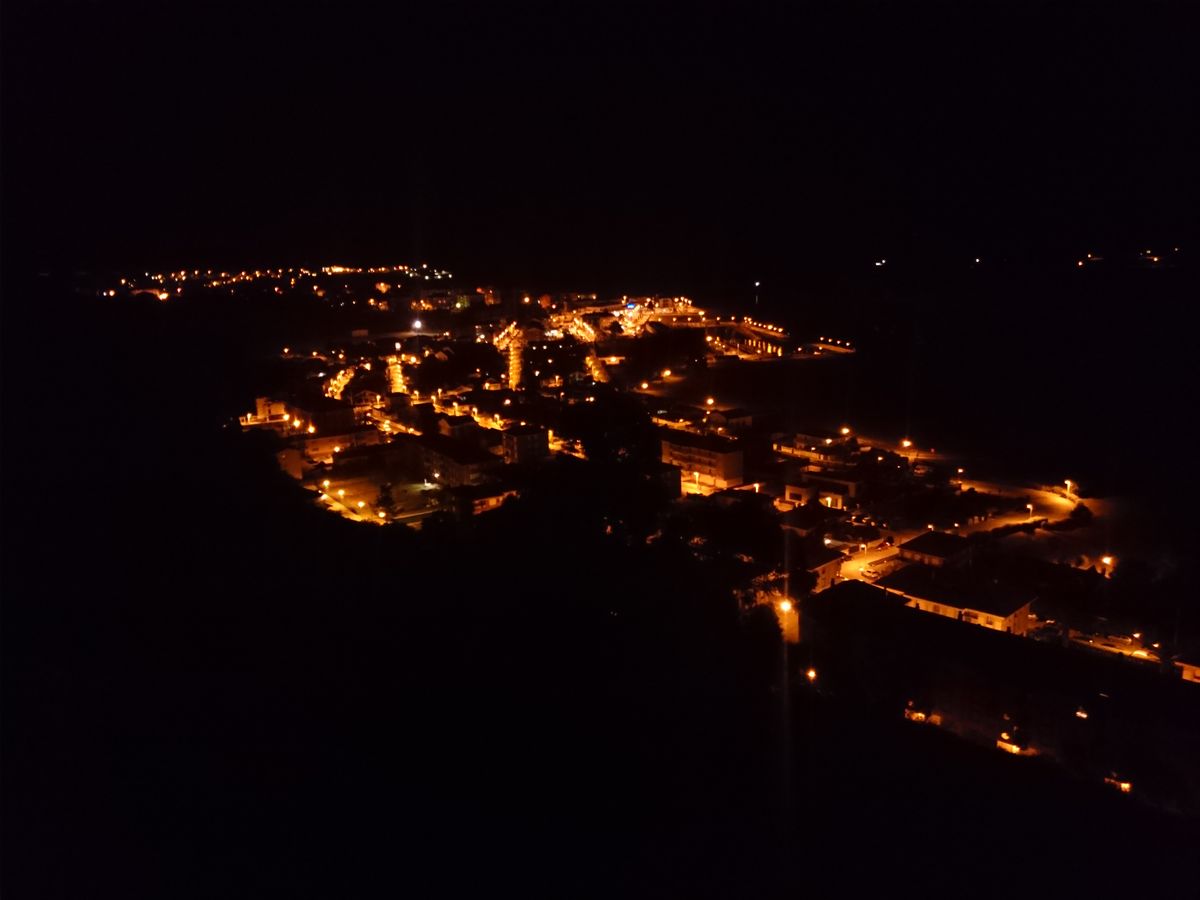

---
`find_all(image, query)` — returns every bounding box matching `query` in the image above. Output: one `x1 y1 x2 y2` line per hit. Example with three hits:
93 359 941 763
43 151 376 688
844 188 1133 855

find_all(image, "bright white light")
412 319 422 330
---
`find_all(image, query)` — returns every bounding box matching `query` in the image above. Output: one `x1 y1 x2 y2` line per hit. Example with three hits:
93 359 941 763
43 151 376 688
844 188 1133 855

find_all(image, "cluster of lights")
742 317 786 334
104 262 452 298
817 336 852 348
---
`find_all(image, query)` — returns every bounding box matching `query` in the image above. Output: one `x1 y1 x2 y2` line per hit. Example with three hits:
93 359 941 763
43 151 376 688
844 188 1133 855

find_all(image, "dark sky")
3 0 1197 288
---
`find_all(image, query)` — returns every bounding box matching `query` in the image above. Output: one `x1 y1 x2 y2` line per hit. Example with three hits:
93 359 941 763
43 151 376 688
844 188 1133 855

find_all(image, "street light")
1064 478 1073 495
901 438 913 449
1026 503 1034 519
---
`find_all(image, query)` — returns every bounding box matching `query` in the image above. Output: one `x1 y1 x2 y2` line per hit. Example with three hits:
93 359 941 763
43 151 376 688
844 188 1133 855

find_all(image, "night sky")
4 1 1197 286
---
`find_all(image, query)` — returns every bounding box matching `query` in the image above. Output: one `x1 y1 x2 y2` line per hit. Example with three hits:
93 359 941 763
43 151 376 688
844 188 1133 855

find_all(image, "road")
838 479 1080 583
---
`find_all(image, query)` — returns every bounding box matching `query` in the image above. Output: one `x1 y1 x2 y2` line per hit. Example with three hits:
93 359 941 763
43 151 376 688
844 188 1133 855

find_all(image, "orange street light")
901 438 913 449
779 600 793 614
1101 555 1114 566
806 668 817 683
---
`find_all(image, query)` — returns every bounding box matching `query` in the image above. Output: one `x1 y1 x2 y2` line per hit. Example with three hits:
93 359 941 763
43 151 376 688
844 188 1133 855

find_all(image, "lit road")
838 480 1081 583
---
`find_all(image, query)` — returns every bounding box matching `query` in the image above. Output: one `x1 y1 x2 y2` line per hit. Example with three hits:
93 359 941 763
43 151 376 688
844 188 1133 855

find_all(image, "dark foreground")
3 285 1194 898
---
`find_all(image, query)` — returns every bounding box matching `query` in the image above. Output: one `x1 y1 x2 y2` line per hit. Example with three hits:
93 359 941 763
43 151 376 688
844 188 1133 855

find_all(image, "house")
502 424 548 465
784 469 863 510
437 414 478 440
301 427 382 462
780 503 837 538
306 397 357 435
415 433 502 486
240 396 292 429
876 565 1034 635
1176 655 1200 684
898 531 971 568
799 543 845 593
707 407 756 431
445 482 520 517
351 388 385 411
660 429 743 490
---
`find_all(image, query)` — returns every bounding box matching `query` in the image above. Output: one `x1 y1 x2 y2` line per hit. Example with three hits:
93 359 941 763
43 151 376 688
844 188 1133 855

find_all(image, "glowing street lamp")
779 599 793 614
706 397 715 406
1026 503 1034 519
901 438 913 449
806 668 817 683
1101 555 1114 566
1064 478 1073 495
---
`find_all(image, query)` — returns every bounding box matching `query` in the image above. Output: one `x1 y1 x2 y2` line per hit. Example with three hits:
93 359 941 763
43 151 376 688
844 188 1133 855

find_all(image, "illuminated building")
876 565 1034 635
660 430 743 490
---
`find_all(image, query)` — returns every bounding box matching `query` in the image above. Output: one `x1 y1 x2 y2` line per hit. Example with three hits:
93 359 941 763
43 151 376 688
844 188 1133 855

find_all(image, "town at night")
3 2 1198 897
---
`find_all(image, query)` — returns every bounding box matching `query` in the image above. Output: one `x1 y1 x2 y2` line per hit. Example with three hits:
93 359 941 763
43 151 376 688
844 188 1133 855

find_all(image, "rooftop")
877 565 1035 618
900 530 970 559
416 433 500 466
660 429 741 454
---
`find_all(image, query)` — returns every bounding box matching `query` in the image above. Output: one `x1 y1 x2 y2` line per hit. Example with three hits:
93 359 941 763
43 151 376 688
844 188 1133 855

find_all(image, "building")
351 389 385 412
799 544 845 593
445 483 520 517
502 425 548 465
707 407 756 432
801 581 1200 813
301 427 382 462
784 470 863 510
415 433 502 487
898 531 971 568
437 414 478 440
780 503 837 538
660 430 743 490
240 396 292 430
876 565 1034 635
305 398 357 435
